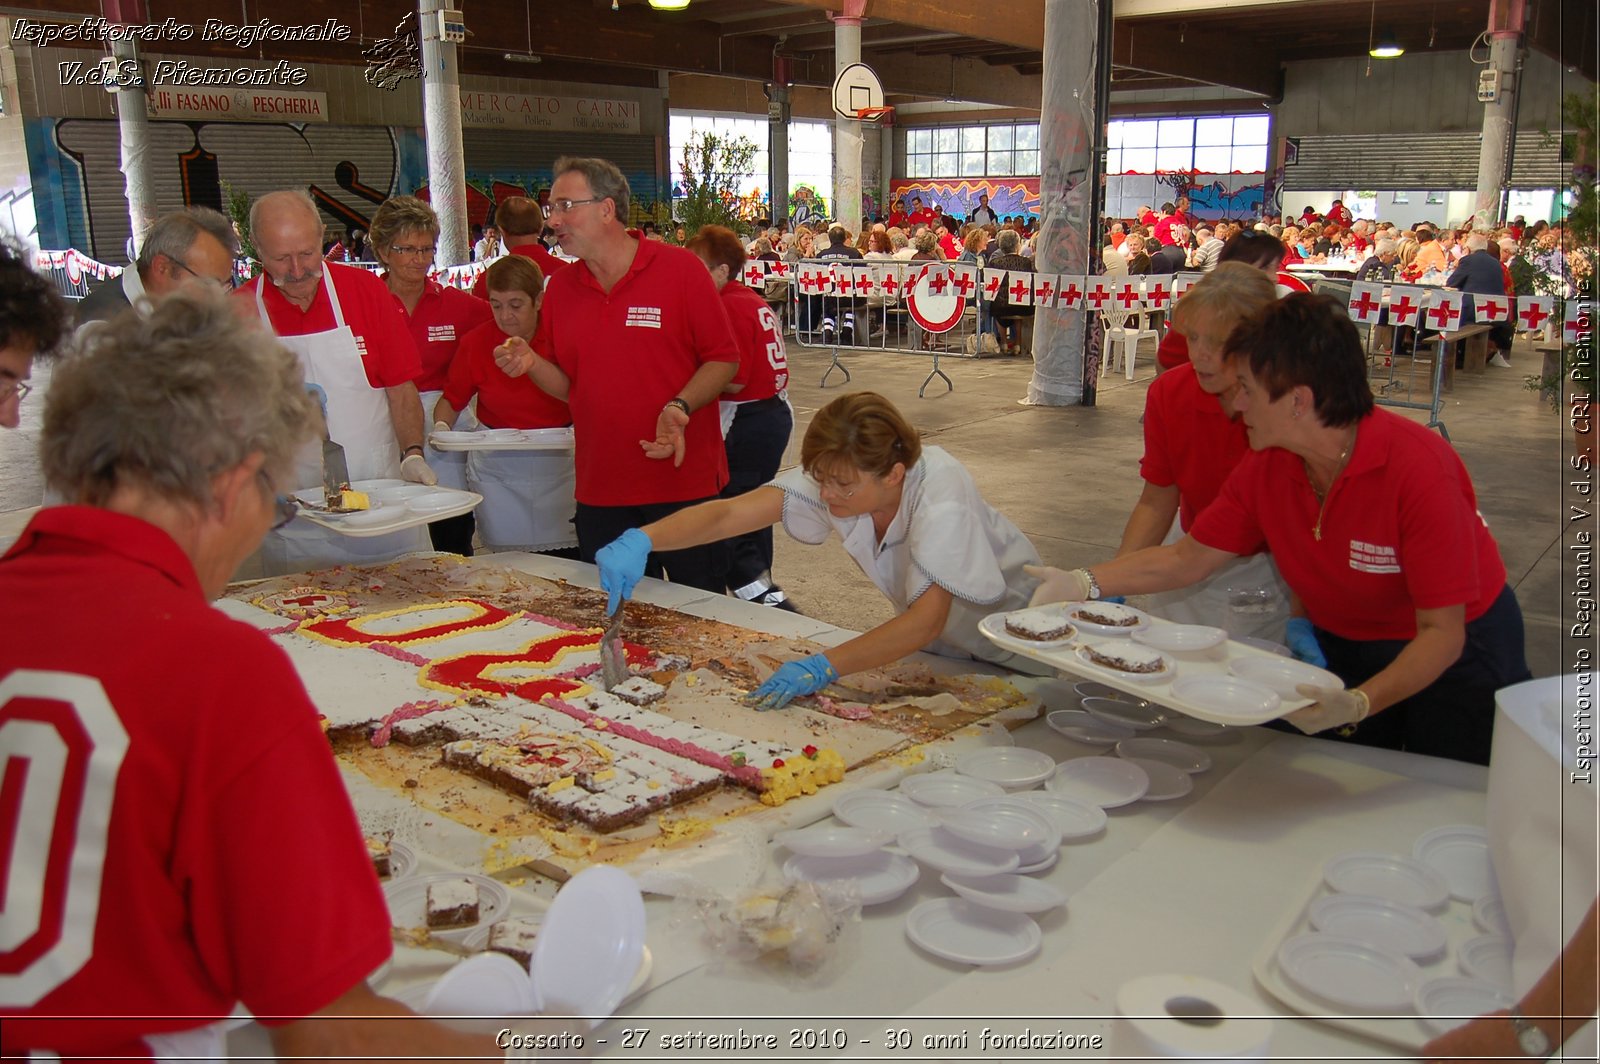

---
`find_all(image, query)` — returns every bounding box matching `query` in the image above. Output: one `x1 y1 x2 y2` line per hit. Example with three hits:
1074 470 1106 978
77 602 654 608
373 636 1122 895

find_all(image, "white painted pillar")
419 0 469 264
768 55 792 226
109 37 156 261
1025 0 1102 406
1473 0 1526 229
831 1 865 234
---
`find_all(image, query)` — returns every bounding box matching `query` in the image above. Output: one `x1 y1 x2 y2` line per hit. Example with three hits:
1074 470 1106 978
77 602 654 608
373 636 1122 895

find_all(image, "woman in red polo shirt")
1154 231 1285 372
432 255 575 552
1033 294 1529 765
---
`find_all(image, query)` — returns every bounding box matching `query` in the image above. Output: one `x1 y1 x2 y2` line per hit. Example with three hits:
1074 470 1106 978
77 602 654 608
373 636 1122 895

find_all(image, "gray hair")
1375 239 1397 257
912 229 939 254
136 207 239 275
553 156 631 220
1464 233 1490 252
249 189 320 243
43 289 317 507
996 229 1021 254
889 230 909 251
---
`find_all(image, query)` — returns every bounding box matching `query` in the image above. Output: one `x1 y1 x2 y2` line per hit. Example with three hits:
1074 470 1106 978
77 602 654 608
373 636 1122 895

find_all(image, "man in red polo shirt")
907 195 939 231
472 196 565 300
494 156 740 592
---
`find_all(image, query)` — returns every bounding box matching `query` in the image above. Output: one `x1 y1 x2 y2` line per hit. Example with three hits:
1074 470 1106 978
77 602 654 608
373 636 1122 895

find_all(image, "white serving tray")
429 427 574 452
1251 864 1500 1050
978 611 1311 725
292 488 483 537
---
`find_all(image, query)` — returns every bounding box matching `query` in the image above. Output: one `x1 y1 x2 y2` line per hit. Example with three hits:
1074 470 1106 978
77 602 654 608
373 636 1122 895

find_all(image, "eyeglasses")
1 380 32 403
168 254 237 290
389 244 438 258
815 478 860 500
258 471 300 530
547 197 604 215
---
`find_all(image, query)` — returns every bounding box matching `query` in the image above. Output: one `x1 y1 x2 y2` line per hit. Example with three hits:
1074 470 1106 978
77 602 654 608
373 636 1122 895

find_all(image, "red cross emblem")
744 263 766 287
1036 281 1055 304
983 275 1005 299
1086 284 1111 310
953 272 976 298
1566 314 1587 339
856 272 876 296
927 271 951 296
1517 301 1550 331
800 269 821 294
1349 290 1381 321
1008 277 1031 303
1390 293 1419 323
1145 283 1170 307
771 261 789 276
1115 285 1142 310
1476 298 1506 322
1426 299 1459 329
284 593 329 607
1059 282 1083 307
882 271 902 297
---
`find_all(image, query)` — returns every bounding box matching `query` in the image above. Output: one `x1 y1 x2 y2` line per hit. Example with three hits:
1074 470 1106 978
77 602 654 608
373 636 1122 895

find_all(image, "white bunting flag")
1084 279 1114 315
1515 295 1554 334
1171 272 1204 299
1422 289 1465 333
1056 275 1086 310
1468 293 1511 323
1346 282 1384 324
1566 299 1592 343
742 260 768 289
1112 279 1144 314
949 263 978 301
1387 286 1426 328
1005 271 1034 307
1142 275 1175 311
1031 273 1058 309
877 264 905 304
980 268 1008 303
851 266 874 299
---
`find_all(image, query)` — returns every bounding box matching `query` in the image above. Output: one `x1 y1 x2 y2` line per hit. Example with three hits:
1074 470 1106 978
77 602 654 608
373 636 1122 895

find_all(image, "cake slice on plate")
425 879 481 929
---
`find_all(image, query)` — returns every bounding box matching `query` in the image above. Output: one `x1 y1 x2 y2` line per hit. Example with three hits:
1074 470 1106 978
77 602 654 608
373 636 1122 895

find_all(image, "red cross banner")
1114 280 1144 313
1142 275 1174 310
1031 273 1058 309
876 265 904 303
1566 300 1592 342
1469 294 1510 323
981 269 1008 303
1515 295 1554 334
1084 280 1114 314
1346 282 1383 324
950 264 978 300
797 264 820 296
769 260 791 277
1171 273 1203 299
1056 275 1086 310
1007 273 1034 307
742 260 769 289
1424 290 1465 332
1387 286 1425 328
852 266 877 300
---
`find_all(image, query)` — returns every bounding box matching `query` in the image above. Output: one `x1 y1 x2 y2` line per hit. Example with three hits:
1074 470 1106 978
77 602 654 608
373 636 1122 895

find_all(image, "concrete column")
768 55 792 226
831 1 866 234
419 0 469 264
1473 2 1526 229
109 37 156 260
1025 0 1103 407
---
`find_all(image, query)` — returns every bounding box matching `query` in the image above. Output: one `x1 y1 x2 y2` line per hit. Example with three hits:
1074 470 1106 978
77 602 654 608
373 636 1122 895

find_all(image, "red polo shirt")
887 210 908 230
0 508 390 1059
1156 329 1190 372
1140 363 1251 531
1153 211 1188 247
533 238 739 506
1190 409 1508 641
395 278 492 393
908 208 939 229
471 241 568 300
237 263 420 387
444 321 570 430
721 281 788 402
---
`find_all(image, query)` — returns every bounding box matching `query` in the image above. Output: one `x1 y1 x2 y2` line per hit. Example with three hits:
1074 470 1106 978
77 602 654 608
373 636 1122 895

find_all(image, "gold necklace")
1307 427 1358 541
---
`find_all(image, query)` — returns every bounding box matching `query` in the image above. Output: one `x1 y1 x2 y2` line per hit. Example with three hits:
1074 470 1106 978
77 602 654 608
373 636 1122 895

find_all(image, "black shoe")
759 589 801 613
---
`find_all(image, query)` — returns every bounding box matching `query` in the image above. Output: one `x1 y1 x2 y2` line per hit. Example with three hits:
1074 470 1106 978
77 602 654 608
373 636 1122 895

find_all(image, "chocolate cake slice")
425 879 480 929
1003 607 1075 641
485 917 542 969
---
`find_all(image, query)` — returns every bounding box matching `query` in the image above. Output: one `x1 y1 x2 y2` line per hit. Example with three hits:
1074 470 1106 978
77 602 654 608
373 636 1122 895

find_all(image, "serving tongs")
599 603 629 691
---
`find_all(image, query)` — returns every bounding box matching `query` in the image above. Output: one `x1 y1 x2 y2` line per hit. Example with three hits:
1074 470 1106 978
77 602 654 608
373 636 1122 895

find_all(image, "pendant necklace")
1308 427 1358 541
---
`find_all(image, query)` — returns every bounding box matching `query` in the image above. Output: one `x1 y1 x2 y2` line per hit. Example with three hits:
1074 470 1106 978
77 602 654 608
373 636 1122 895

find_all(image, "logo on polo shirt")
354 336 368 357
625 306 662 329
1348 540 1400 574
427 324 456 342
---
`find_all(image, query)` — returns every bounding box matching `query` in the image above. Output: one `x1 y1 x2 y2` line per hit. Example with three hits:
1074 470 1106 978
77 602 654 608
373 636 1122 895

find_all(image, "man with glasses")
77 207 238 326
1 239 68 431
494 155 740 594
236 189 433 574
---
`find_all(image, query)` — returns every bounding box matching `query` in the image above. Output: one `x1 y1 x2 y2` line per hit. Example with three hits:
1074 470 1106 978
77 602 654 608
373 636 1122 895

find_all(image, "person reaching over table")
0 290 553 1061
1030 294 1529 765
595 391 1048 709
434 256 576 553
1117 264 1290 643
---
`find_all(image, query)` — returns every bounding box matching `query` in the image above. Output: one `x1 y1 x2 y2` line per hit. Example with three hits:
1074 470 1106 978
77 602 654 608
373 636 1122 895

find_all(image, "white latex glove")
1286 684 1370 734
431 420 452 434
400 453 438 486
1024 564 1093 607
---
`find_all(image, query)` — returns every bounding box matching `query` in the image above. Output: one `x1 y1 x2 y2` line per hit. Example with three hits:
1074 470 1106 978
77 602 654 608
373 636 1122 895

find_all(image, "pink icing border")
369 699 457 748
540 695 766 789
369 642 431 666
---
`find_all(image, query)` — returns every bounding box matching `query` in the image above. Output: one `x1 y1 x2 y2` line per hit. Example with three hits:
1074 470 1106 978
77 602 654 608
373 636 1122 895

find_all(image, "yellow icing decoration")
546 775 576 793
581 739 614 761
339 488 371 510
593 769 617 782
890 747 928 768
758 748 846 806
656 815 714 843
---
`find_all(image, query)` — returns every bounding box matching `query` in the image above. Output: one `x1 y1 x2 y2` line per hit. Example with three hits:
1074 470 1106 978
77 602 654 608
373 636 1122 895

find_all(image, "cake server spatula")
599 603 628 691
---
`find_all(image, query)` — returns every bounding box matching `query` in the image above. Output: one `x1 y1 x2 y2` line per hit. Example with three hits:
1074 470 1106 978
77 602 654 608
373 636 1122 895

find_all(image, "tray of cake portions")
291 479 483 537
429 427 575 452
980 602 1342 726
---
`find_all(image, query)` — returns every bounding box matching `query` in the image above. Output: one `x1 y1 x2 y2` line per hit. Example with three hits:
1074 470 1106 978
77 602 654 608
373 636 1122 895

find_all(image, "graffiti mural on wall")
790 184 828 228
889 179 1042 221
1104 172 1266 222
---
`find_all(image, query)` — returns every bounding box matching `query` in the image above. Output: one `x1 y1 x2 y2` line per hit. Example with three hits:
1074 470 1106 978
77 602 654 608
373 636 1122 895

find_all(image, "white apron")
420 388 469 491
1138 515 1292 643
251 272 428 575
466 447 576 551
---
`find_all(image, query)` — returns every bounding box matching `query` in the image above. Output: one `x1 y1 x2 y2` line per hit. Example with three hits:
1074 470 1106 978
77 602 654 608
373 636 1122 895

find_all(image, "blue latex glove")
1102 595 1127 605
746 653 839 711
595 528 652 615
1286 617 1328 668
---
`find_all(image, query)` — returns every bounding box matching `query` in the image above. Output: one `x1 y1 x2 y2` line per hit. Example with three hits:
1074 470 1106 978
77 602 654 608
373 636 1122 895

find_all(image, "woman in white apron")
251 269 431 576
370 195 493 554
431 255 576 552
596 391 1051 709
1114 261 1294 648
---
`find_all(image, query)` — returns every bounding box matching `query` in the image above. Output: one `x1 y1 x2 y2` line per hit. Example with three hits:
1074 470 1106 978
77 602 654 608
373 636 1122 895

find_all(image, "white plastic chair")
1100 306 1158 381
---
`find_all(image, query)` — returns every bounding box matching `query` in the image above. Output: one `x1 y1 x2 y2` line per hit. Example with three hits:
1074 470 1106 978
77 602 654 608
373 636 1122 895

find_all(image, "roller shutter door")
1282 131 1570 190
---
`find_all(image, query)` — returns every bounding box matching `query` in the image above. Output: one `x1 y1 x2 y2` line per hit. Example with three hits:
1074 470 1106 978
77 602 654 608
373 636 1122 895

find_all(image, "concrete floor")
0 331 1575 679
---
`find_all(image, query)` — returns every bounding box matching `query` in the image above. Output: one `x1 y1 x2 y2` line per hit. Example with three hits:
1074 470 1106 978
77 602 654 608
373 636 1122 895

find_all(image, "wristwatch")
664 397 691 417
1077 568 1102 600
1509 1010 1552 1058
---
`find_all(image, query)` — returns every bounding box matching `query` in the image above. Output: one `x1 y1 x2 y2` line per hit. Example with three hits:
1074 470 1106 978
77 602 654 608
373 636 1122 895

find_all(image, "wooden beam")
782 24 963 52
780 0 1044 51
712 11 836 39
1111 21 1280 97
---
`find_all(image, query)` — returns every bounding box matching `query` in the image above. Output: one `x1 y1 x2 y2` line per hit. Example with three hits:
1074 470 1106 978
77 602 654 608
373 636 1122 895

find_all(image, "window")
901 121 1042 180
668 111 834 211
1105 113 1269 174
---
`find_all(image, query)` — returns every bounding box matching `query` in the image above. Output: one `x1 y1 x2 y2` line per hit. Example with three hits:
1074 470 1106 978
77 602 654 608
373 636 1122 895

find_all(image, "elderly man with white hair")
1189 226 1225 271
1447 232 1515 367
235 189 434 573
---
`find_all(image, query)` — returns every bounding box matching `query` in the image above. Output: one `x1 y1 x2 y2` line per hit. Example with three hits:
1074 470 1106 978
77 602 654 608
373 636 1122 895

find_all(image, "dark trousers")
721 397 793 594
575 498 726 594
1309 584 1531 766
428 512 475 556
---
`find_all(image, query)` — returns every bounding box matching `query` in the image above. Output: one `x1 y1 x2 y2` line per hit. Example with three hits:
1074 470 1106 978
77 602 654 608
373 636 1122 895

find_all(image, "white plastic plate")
1308 894 1448 961
528 865 645 1026
993 605 1079 648
1457 935 1514 992
1120 757 1194 801
953 746 1056 790
1045 709 1135 745
900 771 1005 808
1015 792 1107 840
904 898 1042 966
1229 656 1343 699
1169 675 1282 725
1045 756 1150 808
1277 932 1423 1012
1072 681 1149 704
1132 623 1228 653
383 874 511 943
1472 894 1510 938
1014 846 1059 874
831 790 934 835
773 824 892 859
1079 697 1164 731
1412 825 1492 903
940 873 1067 914
1115 736 1212 774
1414 977 1515 1035
407 490 468 514
378 840 417 880
1066 602 1151 636
897 826 1022 877
782 851 920 906
1075 642 1174 683
424 952 537 1016
1324 851 1451 912
1159 714 1231 739
948 796 1061 853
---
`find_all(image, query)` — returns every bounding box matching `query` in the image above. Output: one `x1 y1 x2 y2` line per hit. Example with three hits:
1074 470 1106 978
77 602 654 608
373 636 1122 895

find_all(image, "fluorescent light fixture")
503 52 542 64
650 0 691 10
1369 31 1404 58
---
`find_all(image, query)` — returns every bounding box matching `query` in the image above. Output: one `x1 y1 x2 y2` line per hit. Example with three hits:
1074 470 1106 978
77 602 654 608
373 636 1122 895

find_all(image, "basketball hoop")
855 105 895 124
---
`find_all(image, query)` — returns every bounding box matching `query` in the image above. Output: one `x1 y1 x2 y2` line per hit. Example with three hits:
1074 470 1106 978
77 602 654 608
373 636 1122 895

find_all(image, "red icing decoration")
421 630 649 701
772 758 785 769
305 599 514 647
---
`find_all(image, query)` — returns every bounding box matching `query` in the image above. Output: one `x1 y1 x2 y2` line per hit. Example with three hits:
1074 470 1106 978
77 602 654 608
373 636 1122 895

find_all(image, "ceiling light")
650 0 691 10
503 52 542 64
1369 31 1405 59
